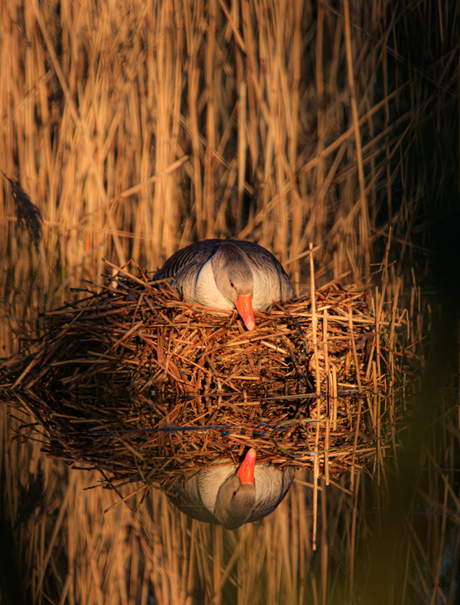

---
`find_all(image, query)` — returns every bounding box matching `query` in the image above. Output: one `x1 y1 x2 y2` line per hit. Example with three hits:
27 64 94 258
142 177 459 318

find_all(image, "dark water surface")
1 233 459 605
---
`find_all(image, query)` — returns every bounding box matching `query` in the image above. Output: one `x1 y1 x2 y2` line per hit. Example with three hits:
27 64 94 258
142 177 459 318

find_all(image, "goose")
159 239 294 330
167 448 296 530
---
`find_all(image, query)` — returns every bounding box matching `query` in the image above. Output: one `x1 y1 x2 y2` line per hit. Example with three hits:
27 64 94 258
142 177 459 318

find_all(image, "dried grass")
1 262 415 499
0 0 458 603
1 0 447 291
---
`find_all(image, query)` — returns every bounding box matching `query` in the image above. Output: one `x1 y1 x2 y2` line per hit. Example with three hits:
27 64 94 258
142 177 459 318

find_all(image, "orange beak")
235 293 256 331
236 448 256 485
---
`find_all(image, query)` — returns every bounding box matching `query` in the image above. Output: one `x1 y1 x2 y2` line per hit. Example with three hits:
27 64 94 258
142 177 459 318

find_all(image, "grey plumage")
167 460 296 530
159 239 294 329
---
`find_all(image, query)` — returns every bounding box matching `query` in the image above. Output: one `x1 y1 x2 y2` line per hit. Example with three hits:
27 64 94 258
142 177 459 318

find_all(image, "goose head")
213 253 255 331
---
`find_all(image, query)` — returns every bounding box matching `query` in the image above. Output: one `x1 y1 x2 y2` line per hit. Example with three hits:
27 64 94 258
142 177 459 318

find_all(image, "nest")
1 266 410 492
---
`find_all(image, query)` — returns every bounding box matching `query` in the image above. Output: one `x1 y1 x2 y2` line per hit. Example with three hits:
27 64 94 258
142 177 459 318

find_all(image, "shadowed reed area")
1 0 459 603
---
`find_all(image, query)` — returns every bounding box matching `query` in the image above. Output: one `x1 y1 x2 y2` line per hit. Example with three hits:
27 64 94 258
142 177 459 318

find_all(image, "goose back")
159 239 294 311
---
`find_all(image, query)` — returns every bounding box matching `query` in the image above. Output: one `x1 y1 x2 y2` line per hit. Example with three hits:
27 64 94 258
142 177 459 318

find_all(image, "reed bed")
1 0 458 603
1 0 452 292
1 261 415 501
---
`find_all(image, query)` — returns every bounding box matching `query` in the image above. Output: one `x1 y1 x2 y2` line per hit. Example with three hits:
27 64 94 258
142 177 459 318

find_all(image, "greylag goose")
159 239 294 330
167 448 295 530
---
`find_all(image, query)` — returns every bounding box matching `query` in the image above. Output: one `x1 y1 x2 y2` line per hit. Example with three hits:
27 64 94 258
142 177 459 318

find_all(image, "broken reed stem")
375 285 385 381
324 310 330 486
312 456 318 551
343 0 370 277
350 399 362 492
349 308 362 392
372 362 381 498
365 294 376 382
332 364 338 431
389 277 402 402
309 242 321 394
349 471 360 597
310 241 320 551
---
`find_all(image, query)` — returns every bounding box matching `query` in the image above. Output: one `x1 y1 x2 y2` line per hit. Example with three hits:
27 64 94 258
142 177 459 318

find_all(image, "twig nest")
0 270 405 490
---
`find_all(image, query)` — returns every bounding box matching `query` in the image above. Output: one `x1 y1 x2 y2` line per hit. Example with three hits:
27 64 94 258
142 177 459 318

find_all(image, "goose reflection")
167 448 296 530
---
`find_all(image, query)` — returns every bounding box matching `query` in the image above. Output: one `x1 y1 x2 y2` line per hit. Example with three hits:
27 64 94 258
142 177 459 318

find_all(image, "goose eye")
232 490 238 497
230 282 235 288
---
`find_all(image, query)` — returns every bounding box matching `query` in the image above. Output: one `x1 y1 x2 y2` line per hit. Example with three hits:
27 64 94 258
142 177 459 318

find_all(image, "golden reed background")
1 0 440 298
1 1 458 604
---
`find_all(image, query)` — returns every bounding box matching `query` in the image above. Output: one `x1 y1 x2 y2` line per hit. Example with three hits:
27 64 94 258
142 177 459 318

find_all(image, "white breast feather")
193 261 234 310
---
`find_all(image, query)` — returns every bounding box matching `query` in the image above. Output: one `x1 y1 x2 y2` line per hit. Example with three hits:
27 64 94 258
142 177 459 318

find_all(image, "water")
1 237 459 604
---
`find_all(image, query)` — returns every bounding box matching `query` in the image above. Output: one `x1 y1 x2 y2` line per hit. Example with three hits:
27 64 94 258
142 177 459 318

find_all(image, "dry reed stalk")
349 471 360 598
332 364 338 431
310 242 320 550
323 310 330 486
2 0 436 290
312 452 318 551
